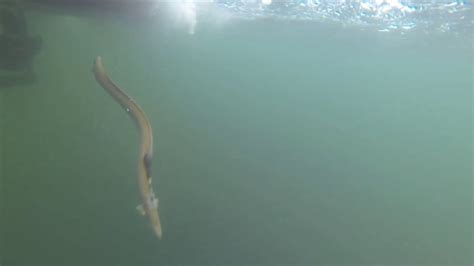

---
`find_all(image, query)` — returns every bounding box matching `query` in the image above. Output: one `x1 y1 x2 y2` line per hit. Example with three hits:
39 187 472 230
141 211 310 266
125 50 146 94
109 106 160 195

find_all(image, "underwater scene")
0 0 472 265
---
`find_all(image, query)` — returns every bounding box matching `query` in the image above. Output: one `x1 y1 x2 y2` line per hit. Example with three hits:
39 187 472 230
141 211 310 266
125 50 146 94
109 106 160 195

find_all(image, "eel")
93 56 162 239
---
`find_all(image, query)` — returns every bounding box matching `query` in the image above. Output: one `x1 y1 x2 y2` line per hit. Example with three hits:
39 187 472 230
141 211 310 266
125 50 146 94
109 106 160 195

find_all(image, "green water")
1 11 472 266
0 70 3 264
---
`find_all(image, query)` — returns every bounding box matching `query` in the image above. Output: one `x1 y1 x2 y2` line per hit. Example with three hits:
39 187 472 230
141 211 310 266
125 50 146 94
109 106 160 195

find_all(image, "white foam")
161 0 220 35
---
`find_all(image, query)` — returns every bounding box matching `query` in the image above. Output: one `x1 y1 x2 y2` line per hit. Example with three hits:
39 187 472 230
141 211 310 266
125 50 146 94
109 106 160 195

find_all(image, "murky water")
1 1 472 265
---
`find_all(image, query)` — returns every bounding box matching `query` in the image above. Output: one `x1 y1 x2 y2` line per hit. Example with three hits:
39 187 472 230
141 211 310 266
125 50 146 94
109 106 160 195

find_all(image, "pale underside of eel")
93 56 162 239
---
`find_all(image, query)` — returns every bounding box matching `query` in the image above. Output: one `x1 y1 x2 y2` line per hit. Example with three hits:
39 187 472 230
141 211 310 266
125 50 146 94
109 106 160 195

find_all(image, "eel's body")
93 56 162 239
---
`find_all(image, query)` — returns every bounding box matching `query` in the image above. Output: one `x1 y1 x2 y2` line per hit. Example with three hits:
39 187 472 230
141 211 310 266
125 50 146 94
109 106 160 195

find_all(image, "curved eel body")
93 56 162 239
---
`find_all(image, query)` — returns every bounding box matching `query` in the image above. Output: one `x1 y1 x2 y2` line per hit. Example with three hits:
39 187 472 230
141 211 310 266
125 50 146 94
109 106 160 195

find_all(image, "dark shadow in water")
0 2 42 87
